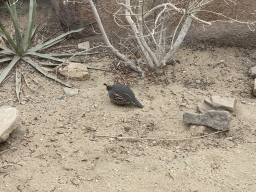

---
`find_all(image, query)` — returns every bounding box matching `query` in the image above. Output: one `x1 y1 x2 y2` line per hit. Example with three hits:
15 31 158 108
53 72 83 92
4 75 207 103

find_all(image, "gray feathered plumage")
104 83 143 108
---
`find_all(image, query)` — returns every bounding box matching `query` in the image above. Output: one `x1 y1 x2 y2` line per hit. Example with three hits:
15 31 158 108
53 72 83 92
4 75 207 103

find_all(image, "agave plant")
0 0 99 99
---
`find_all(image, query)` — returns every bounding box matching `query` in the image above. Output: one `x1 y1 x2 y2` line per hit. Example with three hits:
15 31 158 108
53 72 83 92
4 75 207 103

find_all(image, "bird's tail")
133 99 143 108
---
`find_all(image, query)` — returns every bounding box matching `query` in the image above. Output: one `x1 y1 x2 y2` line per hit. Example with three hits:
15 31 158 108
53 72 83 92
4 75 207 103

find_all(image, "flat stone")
183 110 231 131
57 95 65 100
249 66 256 78
253 79 256 96
0 106 20 142
78 41 90 50
197 102 215 113
204 96 237 112
64 88 79 96
58 63 90 81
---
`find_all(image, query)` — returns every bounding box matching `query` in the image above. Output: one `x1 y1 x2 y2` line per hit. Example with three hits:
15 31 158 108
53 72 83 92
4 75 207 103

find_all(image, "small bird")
103 83 143 108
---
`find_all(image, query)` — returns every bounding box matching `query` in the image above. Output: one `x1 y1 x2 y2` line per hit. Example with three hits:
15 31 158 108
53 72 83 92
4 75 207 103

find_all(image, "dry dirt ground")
1 1 256 192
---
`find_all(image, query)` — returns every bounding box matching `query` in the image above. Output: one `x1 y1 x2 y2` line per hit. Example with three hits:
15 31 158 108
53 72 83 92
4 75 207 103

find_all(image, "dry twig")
94 129 228 142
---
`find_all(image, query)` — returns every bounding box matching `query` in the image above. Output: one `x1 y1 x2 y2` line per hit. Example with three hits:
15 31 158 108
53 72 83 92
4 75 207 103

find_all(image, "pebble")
249 66 256 78
63 88 79 96
195 79 201 84
57 95 65 100
184 159 192 165
78 41 90 50
124 126 131 132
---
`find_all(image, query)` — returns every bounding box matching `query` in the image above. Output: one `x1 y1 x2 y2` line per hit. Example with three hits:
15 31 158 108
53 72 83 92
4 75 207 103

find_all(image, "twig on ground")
0 164 16 168
0 149 11 154
23 73 39 93
0 100 10 107
94 129 228 142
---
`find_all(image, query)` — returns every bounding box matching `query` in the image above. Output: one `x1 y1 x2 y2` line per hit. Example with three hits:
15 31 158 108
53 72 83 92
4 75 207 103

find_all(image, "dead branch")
89 0 256 74
94 129 227 142
88 0 145 77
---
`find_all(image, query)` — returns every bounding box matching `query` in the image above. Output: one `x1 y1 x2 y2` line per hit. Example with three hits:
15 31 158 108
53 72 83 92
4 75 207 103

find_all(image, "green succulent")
0 0 105 100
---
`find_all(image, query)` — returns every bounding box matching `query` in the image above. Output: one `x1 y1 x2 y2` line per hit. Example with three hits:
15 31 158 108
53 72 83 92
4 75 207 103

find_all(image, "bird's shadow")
106 102 141 109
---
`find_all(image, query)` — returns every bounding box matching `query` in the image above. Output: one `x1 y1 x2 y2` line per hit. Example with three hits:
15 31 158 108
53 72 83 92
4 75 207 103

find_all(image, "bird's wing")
114 89 133 101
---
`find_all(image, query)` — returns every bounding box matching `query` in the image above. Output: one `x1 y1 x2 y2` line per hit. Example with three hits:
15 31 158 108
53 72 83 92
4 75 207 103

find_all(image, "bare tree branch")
88 0 145 76
88 0 256 74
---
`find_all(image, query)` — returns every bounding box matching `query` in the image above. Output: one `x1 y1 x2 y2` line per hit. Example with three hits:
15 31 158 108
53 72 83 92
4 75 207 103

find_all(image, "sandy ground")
1 1 256 192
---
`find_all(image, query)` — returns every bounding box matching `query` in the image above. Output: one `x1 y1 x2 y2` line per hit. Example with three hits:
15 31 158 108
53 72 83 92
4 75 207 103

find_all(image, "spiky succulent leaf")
0 21 18 52
23 0 36 51
22 56 71 87
0 55 20 85
4 0 24 55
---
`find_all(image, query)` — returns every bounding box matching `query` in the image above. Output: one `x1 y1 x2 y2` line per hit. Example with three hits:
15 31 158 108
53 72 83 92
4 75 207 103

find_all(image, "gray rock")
57 95 65 100
64 88 79 96
253 79 256 96
249 67 256 78
183 110 231 131
0 106 20 142
124 125 131 132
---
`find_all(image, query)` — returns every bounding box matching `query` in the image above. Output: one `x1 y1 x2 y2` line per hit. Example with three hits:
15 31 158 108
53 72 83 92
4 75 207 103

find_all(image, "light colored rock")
0 106 20 142
184 159 192 165
211 96 237 112
78 41 90 50
253 79 256 96
195 79 201 84
58 63 89 81
197 102 214 113
64 88 79 96
204 96 237 112
198 96 237 113
204 98 212 105
183 110 231 131
249 67 256 78
189 125 206 136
